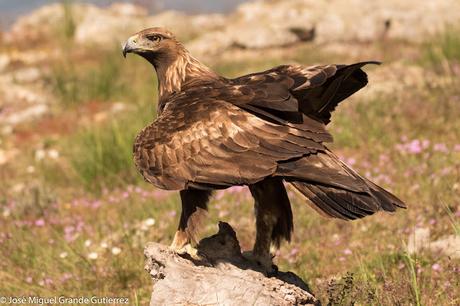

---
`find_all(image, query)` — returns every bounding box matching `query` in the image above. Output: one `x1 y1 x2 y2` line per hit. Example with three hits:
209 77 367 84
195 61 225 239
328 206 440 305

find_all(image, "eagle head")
122 27 178 61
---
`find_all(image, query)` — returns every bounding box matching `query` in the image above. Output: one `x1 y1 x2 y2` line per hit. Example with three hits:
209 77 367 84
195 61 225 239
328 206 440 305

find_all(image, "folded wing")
133 96 331 190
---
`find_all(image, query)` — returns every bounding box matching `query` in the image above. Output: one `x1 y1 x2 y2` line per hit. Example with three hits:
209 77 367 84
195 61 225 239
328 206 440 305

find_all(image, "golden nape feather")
123 27 406 273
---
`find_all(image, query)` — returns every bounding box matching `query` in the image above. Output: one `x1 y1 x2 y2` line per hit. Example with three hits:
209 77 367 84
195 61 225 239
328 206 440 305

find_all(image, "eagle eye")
146 35 162 42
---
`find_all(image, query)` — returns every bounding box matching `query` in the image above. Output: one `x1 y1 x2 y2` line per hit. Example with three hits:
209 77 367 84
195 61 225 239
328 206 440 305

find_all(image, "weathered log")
144 222 320 306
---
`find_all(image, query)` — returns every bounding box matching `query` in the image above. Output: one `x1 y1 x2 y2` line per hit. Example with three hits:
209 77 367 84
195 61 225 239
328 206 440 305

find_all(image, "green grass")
404 251 422 306
60 0 76 41
63 97 155 192
67 118 143 191
49 49 125 106
421 27 460 73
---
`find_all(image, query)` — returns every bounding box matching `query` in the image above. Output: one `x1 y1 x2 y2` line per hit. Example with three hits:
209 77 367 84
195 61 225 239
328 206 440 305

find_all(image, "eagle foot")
242 251 278 275
170 243 205 261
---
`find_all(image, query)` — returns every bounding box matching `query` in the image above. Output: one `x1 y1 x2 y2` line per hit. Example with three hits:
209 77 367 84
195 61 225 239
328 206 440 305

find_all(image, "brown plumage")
123 27 406 272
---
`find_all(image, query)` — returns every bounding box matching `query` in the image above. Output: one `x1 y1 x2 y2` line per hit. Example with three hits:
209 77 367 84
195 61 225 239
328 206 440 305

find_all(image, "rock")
3 3 67 46
407 227 431 255
360 62 427 99
429 235 460 259
144 222 320 306
75 8 223 46
3 2 226 49
188 0 460 55
2 104 49 126
407 227 460 259
0 71 51 127
108 3 149 17
74 4 149 47
5 0 460 54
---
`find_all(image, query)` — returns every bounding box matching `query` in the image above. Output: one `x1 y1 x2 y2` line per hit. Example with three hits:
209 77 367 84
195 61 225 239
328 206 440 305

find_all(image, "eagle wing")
133 95 332 190
232 61 379 124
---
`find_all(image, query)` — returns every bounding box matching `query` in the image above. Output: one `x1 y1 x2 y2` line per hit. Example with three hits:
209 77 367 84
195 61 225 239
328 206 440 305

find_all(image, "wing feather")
134 98 329 190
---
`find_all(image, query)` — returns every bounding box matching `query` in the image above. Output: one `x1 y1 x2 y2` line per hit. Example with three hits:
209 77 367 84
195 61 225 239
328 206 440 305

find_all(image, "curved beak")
122 35 138 58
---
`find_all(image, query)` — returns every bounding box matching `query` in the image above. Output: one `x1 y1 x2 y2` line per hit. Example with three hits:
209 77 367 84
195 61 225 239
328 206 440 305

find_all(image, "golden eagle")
123 27 405 272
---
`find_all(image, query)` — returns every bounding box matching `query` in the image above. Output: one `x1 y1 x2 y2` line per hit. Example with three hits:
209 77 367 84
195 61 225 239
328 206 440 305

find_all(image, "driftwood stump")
144 222 320 306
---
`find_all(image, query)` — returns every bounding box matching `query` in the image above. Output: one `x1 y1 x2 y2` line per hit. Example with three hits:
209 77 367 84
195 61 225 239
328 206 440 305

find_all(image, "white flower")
59 252 68 259
111 247 121 255
88 252 98 260
48 149 59 159
144 218 155 227
140 218 156 231
35 149 46 161
2 208 11 218
26 165 35 173
12 183 24 193
84 239 92 247
100 241 108 249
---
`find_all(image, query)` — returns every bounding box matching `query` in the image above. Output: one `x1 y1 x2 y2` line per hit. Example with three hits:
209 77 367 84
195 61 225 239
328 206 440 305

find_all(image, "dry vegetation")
0 3 459 305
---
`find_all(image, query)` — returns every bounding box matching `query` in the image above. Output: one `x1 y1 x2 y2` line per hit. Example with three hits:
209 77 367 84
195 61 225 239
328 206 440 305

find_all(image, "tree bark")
144 222 320 306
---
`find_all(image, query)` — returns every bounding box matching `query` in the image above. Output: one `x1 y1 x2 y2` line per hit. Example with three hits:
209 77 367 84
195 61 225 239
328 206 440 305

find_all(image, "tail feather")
291 179 404 221
279 151 406 221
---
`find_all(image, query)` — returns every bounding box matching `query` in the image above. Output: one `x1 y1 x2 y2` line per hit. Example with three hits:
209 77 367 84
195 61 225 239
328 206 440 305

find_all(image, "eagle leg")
170 189 212 258
248 177 293 274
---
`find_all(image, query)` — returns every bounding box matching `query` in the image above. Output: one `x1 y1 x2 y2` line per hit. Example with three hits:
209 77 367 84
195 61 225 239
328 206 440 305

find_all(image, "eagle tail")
279 152 405 220
290 180 405 220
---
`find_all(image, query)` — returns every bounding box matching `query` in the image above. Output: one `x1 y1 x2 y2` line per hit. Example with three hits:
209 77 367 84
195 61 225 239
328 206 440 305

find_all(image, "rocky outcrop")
188 0 460 55
144 222 320 306
5 0 460 54
3 3 226 48
0 65 51 129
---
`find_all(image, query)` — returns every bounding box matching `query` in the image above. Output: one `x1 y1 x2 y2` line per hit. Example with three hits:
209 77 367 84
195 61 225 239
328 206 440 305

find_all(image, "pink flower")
91 200 101 209
379 154 389 162
60 273 73 282
35 219 45 227
215 191 225 200
440 167 451 175
433 143 448 153
229 186 246 193
455 209 460 218
432 263 441 272
343 248 352 255
290 247 299 256
347 157 356 166
167 210 177 217
135 187 143 193
407 140 422 154
421 139 430 149
25 276 33 283
43 277 53 287
454 144 460 152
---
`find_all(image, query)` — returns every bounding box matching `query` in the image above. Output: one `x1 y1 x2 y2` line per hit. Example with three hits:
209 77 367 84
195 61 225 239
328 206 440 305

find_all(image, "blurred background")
0 0 458 305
